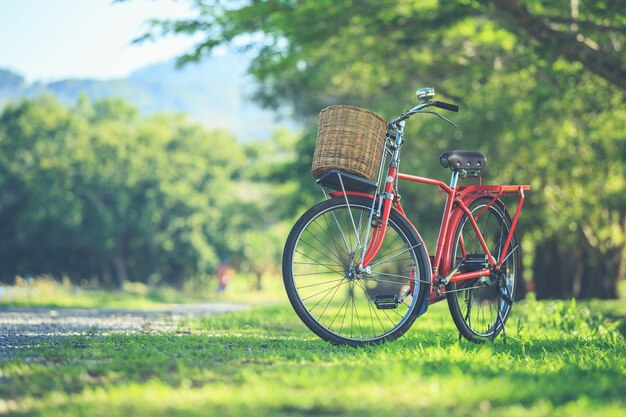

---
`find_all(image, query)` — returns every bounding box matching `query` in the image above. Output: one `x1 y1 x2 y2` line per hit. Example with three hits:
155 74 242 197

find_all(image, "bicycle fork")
357 165 399 271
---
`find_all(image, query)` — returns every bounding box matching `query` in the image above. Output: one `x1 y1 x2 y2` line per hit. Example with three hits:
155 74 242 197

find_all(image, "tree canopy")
145 0 625 298
0 95 241 286
1 1 623 298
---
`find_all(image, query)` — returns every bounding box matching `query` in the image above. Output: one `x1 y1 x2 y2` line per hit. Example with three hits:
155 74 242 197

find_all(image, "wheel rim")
289 202 422 342
452 203 517 338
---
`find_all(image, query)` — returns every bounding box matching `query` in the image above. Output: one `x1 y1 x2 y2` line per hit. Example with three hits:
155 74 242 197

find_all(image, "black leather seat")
440 150 486 171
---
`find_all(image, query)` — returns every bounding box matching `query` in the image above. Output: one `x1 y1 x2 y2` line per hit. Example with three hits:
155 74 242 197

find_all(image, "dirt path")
0 303 249 359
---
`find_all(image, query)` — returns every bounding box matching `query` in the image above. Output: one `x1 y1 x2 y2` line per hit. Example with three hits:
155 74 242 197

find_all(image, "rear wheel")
446 197 520 343
282 196 429 346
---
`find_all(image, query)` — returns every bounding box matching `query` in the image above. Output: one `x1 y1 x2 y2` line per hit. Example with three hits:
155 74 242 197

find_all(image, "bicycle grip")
434 101 459 112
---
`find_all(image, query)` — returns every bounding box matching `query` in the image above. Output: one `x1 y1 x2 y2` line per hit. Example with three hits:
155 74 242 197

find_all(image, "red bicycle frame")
331 167 530 304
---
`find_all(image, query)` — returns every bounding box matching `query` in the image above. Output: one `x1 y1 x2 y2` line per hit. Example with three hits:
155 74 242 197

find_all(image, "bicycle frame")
325 96 531 305
330 164 530 305
286 90 532 344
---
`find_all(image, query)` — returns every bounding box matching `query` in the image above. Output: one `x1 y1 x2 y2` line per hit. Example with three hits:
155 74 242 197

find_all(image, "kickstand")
497 310 507 345
494 277 513 345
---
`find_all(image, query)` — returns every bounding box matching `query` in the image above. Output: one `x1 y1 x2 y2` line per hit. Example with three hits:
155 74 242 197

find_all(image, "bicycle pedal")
464 254 488 272
374 295 400 310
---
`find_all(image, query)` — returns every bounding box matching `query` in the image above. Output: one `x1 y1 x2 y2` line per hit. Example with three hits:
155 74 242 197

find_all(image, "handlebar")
387 100 460 129
433 101 459 112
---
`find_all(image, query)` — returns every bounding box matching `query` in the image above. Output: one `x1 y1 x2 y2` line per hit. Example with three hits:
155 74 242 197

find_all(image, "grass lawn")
1 275 625 417
0 274 280 309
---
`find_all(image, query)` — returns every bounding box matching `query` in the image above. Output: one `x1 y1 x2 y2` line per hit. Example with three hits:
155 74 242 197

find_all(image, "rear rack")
316 169 378 194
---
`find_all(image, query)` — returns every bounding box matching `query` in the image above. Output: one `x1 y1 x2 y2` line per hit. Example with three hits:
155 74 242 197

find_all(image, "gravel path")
0 303 249 359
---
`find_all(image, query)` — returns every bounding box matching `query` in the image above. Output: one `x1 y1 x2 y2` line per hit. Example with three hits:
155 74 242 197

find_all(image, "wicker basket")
312 105 387 181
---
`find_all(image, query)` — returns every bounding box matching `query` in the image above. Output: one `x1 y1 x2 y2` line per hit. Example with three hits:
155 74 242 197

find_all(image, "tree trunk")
255 271 263 291
113 256 128 289
113 233 128 289
533 234 622 299
578 235 622 299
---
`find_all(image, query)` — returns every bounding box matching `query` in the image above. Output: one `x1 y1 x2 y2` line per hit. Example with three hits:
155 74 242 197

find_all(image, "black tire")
282 196 429 346
446 197 520 343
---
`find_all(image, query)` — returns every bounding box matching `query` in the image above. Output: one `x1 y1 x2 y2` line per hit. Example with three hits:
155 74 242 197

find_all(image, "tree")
0 95 246 287
232 129 301 290
146 0 625 298
484 0 626 91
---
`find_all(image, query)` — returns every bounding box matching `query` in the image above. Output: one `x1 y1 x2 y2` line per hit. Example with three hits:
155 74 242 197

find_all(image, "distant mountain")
0 54 295 142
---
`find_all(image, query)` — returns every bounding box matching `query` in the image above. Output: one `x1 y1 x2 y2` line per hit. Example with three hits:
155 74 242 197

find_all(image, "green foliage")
231 129 304 282
0 95 245 286
1 300 624 416
150 0 626 297
1 1 624 296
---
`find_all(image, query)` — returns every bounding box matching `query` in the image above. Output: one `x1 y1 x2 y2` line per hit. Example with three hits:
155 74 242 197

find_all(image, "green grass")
0 274 286 309
1 294 624 417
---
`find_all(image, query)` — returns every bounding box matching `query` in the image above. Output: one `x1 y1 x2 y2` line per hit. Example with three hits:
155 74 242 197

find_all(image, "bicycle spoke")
369 243 421 268
351 282 365 339
495 217 505 261
464 290 472 328
304 222 346 265
447 199 519 342
361 275 413 286
336 289 352 335
302 278 349 303
354 279 389 337
295 249 344 276
367 270 428 284
316 278 347 322
499 244 519 265
287 197 427 344
320 214 351 261
294 260 343 268
298 237 344 268
446 284 492 294
354 210 367 255
375 234 404 259
329 209 352 255
295 269 346 278
296 277 346 289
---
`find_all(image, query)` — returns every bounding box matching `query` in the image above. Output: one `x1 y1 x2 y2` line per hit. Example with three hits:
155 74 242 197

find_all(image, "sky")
0 0 203 83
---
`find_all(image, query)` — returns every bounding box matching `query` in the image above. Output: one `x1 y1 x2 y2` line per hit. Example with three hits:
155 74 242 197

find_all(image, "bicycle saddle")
439 150 486 171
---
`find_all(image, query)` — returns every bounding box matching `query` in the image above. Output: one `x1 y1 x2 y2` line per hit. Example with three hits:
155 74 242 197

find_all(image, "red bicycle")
283 88 530 345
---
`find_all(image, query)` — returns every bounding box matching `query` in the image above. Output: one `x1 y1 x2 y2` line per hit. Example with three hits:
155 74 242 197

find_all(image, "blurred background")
0 0 624 304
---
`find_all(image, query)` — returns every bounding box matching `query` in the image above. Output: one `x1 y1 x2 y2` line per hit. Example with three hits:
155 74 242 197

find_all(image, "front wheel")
282 196 430 346
446 197 520 343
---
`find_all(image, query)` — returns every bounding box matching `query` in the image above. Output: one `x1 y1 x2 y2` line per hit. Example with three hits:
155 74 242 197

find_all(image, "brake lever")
388 102 433 128
413 110 459 129
388 103 459 130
